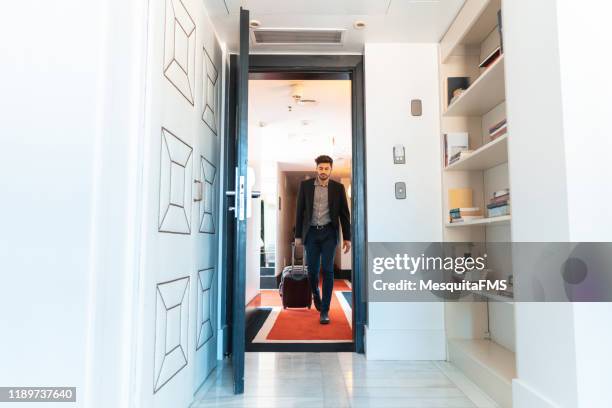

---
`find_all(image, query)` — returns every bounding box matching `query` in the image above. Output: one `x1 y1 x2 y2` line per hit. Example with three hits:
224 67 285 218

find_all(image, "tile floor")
192 352 499 408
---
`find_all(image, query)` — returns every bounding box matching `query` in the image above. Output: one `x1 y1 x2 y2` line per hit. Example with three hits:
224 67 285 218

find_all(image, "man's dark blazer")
295 178 351 243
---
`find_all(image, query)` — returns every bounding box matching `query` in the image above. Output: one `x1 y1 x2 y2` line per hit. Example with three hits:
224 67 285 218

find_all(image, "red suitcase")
279 244 312 309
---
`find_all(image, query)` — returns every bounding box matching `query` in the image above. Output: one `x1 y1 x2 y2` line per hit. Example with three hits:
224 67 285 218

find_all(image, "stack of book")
443 132 469 167
448 150 473 165
489 119 507 141
449 207 483 223
487 188 511 217
479 46 502 69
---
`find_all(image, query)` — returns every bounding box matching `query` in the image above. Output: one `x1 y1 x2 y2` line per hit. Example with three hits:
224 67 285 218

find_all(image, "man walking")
295 155 351 324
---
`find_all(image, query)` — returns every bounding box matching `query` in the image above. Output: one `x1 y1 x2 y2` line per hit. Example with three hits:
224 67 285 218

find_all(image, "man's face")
316 162 332 180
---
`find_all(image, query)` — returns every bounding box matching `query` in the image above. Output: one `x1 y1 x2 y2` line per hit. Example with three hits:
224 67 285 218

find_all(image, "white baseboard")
512 379 559 408
191 366 217 404
365 326 446 360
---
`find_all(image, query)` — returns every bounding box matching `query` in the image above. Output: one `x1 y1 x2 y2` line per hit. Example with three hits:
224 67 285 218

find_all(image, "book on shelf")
497 10 504 53
449 207 482 223
493 188 510 198
443 133 469 167
490 193 510 204
449 188 473 209
450 215 484 224
488 205 510 218
448 150 473 165
479 46 502 69
488 119 508 141
450 207 481 213
490 127 507 141
487 201 509 209
489 119 507 133
487 188 511 217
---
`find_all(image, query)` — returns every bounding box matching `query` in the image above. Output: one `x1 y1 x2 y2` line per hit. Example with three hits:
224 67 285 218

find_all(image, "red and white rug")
248 279 352 343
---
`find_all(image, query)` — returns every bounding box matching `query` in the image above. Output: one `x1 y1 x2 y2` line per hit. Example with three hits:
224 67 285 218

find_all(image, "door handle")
227 189 258 214
226 191 237 216
226 169 243 219
226 185 244 219
194 179 203 202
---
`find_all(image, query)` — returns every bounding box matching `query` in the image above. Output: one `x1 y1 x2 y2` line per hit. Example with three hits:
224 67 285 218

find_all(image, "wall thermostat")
395 182 406 199
393 145 405 164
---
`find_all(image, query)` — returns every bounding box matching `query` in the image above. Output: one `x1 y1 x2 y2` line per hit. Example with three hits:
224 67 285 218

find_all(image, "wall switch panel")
395 182 406 199
411 99 422 116
393 145 406 164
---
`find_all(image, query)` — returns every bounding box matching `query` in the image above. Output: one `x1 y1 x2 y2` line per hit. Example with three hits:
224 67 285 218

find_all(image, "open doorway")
221 55 366 367
244 78 353 351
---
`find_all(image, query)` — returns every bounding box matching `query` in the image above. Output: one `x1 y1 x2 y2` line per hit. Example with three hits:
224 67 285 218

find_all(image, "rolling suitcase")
279 244 312 309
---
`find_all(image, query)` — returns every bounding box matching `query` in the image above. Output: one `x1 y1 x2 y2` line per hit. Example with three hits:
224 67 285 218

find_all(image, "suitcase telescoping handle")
291 243 306 274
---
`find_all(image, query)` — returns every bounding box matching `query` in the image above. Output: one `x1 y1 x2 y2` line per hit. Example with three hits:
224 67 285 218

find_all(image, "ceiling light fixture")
353 20 367 30
249 19 261 28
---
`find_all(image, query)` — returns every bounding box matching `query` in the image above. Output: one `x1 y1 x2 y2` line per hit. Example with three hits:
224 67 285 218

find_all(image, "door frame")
223 54 367 354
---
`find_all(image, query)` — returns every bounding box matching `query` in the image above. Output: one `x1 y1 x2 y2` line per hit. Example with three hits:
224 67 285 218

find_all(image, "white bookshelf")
445 215 511 228
445 134 508 171
444 56 505 117
439 1 515 407
441 0 502 63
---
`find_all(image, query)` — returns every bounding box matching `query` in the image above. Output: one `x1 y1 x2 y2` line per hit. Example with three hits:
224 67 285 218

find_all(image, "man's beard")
318 174 329 179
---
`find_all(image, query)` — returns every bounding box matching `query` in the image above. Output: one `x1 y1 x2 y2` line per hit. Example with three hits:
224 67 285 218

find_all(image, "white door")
133 0 224 406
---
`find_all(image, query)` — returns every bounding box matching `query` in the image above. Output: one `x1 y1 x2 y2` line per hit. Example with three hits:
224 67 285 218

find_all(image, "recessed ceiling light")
353 20 367 30
250 20 261 28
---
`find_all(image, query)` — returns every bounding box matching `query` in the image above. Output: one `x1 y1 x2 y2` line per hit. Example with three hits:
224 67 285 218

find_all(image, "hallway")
5 0 612 406
193 353 498 408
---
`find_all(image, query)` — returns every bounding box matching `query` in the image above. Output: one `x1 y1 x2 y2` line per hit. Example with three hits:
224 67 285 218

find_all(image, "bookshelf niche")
438 1 516 407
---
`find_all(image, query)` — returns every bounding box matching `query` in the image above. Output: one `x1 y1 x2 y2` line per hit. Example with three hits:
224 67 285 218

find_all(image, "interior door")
231 6 250 395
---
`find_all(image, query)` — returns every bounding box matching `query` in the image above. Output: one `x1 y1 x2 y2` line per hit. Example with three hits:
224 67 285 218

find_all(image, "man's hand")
294 238 302 247
342 240 351 254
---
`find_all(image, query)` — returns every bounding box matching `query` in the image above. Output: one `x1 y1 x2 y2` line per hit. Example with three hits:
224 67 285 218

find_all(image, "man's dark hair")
315 155 333 166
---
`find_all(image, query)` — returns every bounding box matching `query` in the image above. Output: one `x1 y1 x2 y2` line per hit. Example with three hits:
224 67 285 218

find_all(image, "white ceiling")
203 0 466 53
248 79 352 181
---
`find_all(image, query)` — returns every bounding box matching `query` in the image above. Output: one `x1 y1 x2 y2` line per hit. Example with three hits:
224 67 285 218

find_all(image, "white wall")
504 1 612 407
0 1 148 407
503 2 577 406
556 2 612 407
364 43 445 360
555 1 612 242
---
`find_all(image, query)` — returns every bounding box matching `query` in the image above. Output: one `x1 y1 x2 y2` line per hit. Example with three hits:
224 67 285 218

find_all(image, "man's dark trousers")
304 224 337 312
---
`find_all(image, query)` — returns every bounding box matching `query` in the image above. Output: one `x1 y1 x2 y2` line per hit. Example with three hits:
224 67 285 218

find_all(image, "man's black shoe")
320 311 330 324
313 295 322 311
